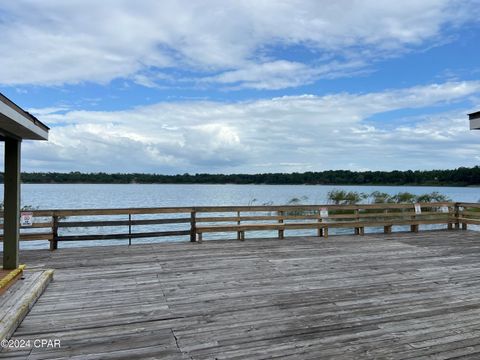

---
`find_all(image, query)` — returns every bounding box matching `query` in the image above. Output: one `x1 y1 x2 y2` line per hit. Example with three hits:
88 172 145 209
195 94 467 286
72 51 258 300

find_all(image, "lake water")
9 183 480 208
2 184 479 250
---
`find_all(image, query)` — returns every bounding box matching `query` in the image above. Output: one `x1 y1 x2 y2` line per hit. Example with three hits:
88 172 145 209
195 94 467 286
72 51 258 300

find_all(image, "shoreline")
11 182 479 187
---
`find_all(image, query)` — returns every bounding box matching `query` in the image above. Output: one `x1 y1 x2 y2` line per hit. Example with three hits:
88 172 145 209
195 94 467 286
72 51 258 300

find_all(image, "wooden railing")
0 201 470 250
456 202 480 229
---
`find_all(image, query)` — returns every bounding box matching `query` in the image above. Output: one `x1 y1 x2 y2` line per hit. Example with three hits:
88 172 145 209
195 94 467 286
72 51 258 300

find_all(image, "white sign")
440 206 449 213
20 212 33 227
320 208 329 218
414 204 422 214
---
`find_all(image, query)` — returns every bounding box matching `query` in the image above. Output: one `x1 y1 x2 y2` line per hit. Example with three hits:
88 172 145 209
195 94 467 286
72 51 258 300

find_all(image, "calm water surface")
11 183 480 208
2 184 479 250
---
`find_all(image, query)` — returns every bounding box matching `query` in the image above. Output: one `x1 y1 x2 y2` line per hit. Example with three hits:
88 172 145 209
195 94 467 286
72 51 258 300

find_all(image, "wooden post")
454 204 460 230
190 210 196 242
317 213 323 237
411 205 419 233
237 211 241 240
278 210 284 239
462 223 468 230
50 215 59 251
382 209 389 234
446 205 452 230
3 138 21 269
354 209 360 235
128 213 132 246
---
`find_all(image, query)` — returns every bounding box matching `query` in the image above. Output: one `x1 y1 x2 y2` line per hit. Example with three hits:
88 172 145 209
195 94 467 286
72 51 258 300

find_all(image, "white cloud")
7 80 479 173
0 0 478 89
25 106 70 116
201 60 368 90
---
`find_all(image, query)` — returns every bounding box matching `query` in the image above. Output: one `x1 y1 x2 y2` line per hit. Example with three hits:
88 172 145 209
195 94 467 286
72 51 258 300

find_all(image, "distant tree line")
1 166 480 185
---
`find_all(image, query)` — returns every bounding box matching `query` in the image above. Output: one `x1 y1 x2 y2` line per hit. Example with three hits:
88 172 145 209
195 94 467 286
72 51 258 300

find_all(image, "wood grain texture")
2 230 480 359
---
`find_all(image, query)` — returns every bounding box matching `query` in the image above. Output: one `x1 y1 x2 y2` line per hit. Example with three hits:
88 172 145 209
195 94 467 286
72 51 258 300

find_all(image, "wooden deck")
3 230 480 359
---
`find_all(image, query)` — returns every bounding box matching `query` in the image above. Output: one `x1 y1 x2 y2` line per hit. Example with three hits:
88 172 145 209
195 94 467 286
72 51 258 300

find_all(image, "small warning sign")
320 208 329 218
20 212 33 227
414 204 422 214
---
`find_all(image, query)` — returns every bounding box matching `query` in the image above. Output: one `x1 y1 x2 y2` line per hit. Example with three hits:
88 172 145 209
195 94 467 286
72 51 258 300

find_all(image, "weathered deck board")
2 230 480 359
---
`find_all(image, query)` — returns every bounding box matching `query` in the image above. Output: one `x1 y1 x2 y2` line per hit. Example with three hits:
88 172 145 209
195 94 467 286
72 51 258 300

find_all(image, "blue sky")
0 0 480 174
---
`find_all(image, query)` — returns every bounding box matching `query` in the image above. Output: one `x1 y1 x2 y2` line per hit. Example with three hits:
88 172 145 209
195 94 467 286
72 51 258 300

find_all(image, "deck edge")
0 269 54 341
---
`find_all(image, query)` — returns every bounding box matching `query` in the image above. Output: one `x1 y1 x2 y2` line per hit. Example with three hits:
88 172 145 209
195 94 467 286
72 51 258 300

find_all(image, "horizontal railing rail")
0 201 468 250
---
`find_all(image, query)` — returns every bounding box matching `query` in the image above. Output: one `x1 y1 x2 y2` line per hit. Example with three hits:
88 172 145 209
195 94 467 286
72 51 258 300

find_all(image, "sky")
1 0 480 174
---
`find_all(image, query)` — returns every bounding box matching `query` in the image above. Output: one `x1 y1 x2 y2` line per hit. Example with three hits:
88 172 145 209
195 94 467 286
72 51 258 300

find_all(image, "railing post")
128 213 132 246
454 204 460 230
447 205 453 230
190 210 196 242
50 214 58 251
457 203 467 230
317 209 323 237
354 208 359 235
278 210 284 239
410 204 419 233
237 211 241 240
383 209 391 234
